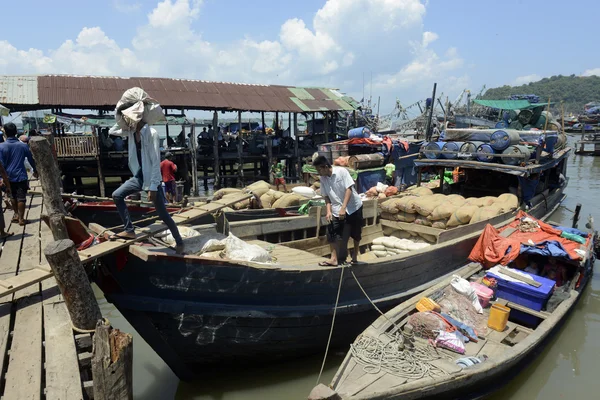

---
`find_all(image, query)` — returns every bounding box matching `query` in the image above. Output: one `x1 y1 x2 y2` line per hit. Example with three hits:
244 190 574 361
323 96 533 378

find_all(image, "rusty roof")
0 75 357 113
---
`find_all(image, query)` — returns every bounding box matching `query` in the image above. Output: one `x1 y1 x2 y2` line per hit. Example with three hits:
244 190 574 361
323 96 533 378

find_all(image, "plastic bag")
435 331 465 354
115 87 166 131
292 186 316 199
451 275 483 314
376 182 389 193
223 233 272 263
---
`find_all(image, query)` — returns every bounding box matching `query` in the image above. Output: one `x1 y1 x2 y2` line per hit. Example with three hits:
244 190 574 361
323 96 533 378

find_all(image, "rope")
72 317 110 334
316 262 346 385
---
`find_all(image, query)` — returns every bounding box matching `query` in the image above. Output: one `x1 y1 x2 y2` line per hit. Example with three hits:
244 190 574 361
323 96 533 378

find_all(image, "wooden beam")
190 120 198 196
92 321 133 400
212 111 220 189
237 111 244 186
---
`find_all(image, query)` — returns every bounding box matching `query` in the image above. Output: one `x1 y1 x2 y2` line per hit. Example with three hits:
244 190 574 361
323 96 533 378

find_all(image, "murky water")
97 136 600 400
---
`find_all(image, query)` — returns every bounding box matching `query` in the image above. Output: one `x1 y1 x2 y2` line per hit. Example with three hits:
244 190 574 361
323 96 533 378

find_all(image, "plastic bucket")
490 130 520 151
348 126 371 139
488 304 511 332
502 145 531 166
441 141 462 159
476 143 497 162
422 141 445 159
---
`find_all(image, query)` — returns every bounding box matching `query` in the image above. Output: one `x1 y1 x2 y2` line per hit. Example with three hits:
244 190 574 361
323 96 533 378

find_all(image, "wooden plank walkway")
0 179 88 400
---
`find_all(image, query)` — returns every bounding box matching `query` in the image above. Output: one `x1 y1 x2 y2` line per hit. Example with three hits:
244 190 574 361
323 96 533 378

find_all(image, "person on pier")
313 155 363 266
0 123 37 226
110 119 184 253
160 152 178 203
0 159 13 239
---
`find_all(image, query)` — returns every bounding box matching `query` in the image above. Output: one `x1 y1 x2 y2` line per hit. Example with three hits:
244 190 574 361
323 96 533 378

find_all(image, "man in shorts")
160 152 177 203
313 155 363 266
0 123 37 226
0 159 13 239
270 158 287 192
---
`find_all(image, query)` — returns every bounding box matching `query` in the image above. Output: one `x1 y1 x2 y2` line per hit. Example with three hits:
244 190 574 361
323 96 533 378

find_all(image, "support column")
294 113 301 179
237 111 244 187
190 120 198 196
324 112 330 143
93 127 105 197
212 111 220 189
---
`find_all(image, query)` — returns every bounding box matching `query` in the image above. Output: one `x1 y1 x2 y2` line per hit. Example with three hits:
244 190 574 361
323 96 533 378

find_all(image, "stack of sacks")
272 193 304 208
380 191 520 229
371 236 431 258
213 181 273 210
260 189 286 208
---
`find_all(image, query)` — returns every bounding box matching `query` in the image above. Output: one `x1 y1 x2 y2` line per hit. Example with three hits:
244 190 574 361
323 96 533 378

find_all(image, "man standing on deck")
111 120 184 253
0 159 13 239
0 123 37 226
160 152 177 203
313 155 363 266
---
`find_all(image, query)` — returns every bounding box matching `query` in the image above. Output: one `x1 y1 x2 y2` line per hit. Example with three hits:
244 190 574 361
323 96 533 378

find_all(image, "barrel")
495 121 509 129
476 144 497 162
503 110 517 123
517 109 533 125
348 126 371 139
489 130 521 151
347 153 385 169
534 115 547 129
459 141 483 159
544 132 558 153
508 120 523 130
422 141 445 159
441 142 462 159
501 145 531 166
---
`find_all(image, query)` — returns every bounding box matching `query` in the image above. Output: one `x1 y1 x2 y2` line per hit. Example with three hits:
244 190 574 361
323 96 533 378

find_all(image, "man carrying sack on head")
109 88 184 254
313 155 363 266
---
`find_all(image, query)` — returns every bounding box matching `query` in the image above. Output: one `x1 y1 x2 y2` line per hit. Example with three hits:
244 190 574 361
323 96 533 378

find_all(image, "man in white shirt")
110 120 184 254
313 155 363 266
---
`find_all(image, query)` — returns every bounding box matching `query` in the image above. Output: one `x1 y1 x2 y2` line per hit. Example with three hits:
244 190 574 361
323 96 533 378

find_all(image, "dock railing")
55 135 98 158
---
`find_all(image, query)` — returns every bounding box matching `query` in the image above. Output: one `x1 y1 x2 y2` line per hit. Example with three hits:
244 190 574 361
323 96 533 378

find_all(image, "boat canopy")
474 99 552 110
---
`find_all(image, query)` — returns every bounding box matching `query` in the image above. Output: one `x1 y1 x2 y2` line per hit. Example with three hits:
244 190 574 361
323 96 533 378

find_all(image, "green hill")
482 74 600 114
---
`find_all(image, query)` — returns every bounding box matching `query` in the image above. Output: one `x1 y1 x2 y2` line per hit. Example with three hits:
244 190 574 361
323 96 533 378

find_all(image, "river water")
96 136 600 400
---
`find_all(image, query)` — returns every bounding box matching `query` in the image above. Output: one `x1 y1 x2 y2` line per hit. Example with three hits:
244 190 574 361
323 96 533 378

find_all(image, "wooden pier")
0 179 93 399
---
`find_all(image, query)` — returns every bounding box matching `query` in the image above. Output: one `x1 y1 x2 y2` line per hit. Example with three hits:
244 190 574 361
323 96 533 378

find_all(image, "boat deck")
0 179 92 399
247 240 331 268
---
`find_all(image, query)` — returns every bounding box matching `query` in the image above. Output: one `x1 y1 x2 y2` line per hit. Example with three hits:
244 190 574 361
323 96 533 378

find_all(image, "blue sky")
1 0 599 114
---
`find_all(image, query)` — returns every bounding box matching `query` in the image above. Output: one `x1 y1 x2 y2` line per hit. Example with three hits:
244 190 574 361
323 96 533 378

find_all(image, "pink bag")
470 282 494 308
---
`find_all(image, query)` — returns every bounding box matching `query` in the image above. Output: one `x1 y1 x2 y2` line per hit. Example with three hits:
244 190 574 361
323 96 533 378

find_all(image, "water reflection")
94 138 600 400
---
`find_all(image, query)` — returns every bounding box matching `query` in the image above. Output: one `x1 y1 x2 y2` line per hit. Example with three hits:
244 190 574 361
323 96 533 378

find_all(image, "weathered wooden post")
29 136 69 240
237 111 244 187
212 111 220 189
44 239 102 330
92 321 133 400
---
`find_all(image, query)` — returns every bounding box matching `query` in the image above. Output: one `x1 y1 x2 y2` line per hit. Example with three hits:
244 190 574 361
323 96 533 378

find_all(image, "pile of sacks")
380 187 519 230
213 180 322 210
160 227 273 263
371 236 431 258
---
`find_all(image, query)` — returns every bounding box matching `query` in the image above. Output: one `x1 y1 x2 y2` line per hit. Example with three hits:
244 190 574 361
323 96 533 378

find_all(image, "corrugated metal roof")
0 76 39 105
0 75 356 113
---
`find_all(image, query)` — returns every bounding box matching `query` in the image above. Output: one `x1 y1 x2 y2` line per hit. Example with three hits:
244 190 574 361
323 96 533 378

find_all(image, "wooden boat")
313 214 595 400
89 150 572 380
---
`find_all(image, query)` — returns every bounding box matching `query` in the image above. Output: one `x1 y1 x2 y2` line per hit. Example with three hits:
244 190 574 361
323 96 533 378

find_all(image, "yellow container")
416 297 441 313
488 304 510 332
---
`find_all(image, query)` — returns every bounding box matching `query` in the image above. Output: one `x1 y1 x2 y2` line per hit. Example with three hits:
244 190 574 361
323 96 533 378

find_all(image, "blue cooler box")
486 271 555 326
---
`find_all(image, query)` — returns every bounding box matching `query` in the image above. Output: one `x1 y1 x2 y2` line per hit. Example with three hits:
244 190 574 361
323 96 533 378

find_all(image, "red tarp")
468 211 588 268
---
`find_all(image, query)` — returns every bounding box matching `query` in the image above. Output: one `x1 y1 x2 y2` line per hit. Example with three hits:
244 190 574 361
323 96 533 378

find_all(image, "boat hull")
93 189 565 379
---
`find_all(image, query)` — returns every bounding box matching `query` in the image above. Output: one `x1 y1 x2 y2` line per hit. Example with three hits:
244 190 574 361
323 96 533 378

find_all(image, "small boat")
313 213 595 400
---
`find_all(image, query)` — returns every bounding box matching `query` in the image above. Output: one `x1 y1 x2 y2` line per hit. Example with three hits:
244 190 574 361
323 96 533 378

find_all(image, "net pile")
350 333 448 380
436 287 488 336
407 312 449 340
516 219 540 233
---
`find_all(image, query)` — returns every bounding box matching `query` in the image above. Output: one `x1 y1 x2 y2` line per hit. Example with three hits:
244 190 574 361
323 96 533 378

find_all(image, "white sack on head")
115 87 166 131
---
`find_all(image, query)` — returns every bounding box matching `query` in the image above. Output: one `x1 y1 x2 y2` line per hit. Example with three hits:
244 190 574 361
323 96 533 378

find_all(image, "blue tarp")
552 226 589 238
519 240 576 260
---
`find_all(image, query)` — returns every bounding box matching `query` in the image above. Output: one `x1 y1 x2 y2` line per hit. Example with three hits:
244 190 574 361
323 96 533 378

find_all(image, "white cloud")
0 0 468 112
513 74 541 85
113 0 141 13
582 68 600 77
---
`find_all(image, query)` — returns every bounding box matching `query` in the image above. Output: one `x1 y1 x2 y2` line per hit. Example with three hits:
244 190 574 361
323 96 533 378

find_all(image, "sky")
1 0 599 115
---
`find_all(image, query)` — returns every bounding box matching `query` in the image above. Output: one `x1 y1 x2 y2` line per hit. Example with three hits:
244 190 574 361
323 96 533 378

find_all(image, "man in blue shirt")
0 123 37 226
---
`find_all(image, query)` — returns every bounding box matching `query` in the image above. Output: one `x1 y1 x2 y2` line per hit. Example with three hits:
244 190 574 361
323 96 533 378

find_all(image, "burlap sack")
414 215 433 226
381 212 416 223
464 197 484 207
390 230 412 239
246 180 271 192
413 197 443 217
222 193 250 210
447 205 479 228
432 218 448 229
446 194 466 207
272 193 303 208
260 190 277 208
408 187 434 197
397 196 418 214
418 233 437 243
430 202 458 220
480 196 497 207
371 244 386 252
214 188 242 200
380 198 404 214
470 206 502 224
497 193 519 209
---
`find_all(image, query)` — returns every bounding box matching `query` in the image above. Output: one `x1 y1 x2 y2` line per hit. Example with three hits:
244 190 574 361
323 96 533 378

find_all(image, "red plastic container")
470 282 494 308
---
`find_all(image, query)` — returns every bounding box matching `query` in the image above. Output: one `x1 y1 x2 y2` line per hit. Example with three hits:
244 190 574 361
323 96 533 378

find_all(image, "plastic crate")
485 271 555 312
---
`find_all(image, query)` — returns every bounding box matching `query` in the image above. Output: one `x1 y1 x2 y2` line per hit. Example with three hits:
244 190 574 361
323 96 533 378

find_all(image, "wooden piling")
190 121 198 196
44 239 102 331
212 111 220 189
573 203 582 229
92 321 133 400
237 111 244 186
294 113 301 179
29 136 69 240
93 127 106 197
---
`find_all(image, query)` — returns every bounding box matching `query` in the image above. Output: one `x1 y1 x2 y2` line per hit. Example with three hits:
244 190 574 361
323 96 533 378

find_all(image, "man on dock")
110 89 184 254
0 159 13 239
313 155 363 266
160 152 177 203
0 123 37 226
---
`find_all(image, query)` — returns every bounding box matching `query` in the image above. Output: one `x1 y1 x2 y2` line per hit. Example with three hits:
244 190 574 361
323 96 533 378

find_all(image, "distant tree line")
482 74 600 115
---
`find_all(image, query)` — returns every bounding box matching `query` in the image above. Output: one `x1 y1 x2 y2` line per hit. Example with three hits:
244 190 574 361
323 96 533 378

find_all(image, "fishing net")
436 286 488 336
407 312 448 340
516 219 540 233
350 332 448 380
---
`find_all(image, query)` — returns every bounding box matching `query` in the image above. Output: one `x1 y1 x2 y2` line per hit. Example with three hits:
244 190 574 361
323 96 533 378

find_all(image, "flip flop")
318 261 337 267
0 232 14 239
108 232 136 241
18 220 29 226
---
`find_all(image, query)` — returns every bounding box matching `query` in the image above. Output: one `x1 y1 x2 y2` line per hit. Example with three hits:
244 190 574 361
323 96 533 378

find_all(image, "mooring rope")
316 262 346 385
